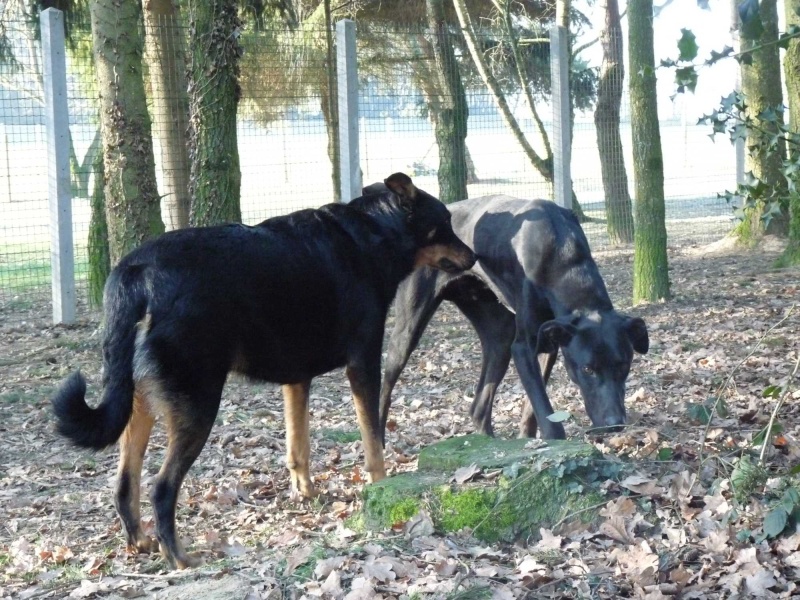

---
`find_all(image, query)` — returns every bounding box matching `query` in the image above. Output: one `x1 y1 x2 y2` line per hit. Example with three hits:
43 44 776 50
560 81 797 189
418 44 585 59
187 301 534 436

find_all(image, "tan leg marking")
118 390 157 553
283 381 316 499
348 387 386 483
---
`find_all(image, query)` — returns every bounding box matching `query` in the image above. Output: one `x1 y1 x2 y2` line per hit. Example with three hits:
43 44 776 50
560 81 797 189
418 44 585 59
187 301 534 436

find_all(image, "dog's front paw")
127 534 158 555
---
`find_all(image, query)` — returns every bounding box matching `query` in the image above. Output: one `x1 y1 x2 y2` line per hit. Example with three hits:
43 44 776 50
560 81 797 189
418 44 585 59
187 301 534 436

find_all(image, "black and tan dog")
51 173 476 569
378 193 648 441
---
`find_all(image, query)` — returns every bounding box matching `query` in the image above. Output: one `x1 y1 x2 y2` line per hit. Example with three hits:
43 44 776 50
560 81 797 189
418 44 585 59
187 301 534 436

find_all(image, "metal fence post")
41 8 75 324
550 24 572 210
336 19 361 202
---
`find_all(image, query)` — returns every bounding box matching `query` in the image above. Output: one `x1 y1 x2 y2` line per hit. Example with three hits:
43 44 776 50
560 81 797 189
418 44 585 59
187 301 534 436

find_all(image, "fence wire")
0 16 736 314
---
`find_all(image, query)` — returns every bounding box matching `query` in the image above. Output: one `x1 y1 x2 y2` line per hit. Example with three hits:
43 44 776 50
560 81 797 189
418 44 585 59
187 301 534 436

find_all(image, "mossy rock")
361 435 621 543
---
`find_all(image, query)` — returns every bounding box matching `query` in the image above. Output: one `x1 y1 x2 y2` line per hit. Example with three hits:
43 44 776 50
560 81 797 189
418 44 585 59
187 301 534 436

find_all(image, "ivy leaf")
763 507 788 538
677 29 699 62
708 46 734 65
675 66 699 93
546 410 572 423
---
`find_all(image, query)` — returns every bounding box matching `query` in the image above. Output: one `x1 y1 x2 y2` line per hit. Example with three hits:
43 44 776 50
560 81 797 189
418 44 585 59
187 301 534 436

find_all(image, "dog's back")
446 195 611 313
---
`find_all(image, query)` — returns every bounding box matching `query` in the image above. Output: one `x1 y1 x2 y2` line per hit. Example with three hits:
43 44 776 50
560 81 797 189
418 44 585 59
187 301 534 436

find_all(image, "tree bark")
738 0 786 240
594 0 633 244
143 0 191 230
451 0 553 189
780 0 800 265
87 149 110 307
425 0 468 203
322 0 341 202
90 0 165 266
628 0 670 303
187 0 243 226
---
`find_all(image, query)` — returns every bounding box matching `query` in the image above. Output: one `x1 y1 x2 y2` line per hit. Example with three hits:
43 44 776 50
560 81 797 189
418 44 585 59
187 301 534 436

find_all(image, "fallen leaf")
452 463 481 484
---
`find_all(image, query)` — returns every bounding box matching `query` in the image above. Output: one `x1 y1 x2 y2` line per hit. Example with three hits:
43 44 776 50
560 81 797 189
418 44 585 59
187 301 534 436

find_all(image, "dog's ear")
384 172 418 201
537 318 577 354
624 317 649 354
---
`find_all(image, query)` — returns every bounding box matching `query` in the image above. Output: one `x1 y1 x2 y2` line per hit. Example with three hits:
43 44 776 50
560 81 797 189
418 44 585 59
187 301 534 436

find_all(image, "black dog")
379 194 648 440
51 173 476 569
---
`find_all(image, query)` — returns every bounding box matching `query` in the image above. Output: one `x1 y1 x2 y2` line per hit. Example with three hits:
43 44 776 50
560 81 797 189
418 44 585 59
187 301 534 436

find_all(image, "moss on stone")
389 498 421 525
433 486 513 541
361 435 619 542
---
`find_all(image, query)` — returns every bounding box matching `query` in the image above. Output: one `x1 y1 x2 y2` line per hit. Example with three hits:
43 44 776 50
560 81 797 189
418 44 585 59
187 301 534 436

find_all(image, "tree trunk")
187 0 243 226
143 0 191 230
69 128 100 199
322 0 341 202
628 0 670 303
737 0 786 240
90 0 165 266
594 0 633 244
87 149 110 307
780 0 800 265
426 0 468 203
451 0 553 189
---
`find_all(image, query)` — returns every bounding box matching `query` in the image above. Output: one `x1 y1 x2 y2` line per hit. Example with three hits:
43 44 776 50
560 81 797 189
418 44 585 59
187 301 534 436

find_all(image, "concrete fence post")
336 19 361 202
550 24 572 210
41 7 75 324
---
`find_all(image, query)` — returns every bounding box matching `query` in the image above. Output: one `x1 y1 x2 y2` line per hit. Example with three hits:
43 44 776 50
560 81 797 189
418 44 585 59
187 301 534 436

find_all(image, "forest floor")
1 237 800 599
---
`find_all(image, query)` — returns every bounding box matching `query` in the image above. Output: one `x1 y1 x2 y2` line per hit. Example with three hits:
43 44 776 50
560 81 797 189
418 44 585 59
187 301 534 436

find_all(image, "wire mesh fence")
0 14 737 316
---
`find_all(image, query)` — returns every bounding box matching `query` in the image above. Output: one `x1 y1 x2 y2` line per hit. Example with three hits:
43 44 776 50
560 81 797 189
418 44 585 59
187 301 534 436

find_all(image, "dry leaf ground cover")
1 239 800 599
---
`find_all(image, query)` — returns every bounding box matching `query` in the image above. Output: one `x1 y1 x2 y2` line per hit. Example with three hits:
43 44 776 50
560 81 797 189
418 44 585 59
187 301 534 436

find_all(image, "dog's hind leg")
380 271 446 445
347 360 386 484
283 381 316 500
150 380 224 570
450 295 516 437
115 389 156 554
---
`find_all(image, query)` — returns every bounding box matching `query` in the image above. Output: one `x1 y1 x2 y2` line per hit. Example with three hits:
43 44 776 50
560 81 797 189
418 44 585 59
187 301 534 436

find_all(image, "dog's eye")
427 229 437 240
582 365 595 376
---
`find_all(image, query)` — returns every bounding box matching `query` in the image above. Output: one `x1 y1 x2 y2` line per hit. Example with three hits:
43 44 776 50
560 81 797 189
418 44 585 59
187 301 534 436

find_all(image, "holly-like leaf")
675 66 698 94
677 29 699 62
763 507 788 538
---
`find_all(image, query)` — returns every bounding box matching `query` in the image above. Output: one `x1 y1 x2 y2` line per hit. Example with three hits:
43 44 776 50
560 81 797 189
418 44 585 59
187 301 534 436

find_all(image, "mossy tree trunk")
779 0 800 265
737 0 787 240
187 0 243 226
628 0 669 303
594 0 633 244
90 0 165 266
143 0 191 230
451 0 553 189
87 150 110 307
425 0 468 203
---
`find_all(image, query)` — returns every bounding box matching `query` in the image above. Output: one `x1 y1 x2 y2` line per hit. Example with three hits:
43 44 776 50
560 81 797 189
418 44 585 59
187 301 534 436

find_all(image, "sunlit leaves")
677 29 699 62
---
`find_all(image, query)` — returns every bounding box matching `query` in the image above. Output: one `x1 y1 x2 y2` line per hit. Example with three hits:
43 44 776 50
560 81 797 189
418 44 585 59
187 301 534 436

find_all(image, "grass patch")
319 429 361 444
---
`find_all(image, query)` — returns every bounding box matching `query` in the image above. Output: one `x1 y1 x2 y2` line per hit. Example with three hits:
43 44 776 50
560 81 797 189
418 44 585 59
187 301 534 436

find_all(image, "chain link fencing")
0 15 737 315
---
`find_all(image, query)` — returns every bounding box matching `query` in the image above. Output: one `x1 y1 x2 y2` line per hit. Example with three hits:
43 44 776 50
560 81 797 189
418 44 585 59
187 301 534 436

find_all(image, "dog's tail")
51 266 148 450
